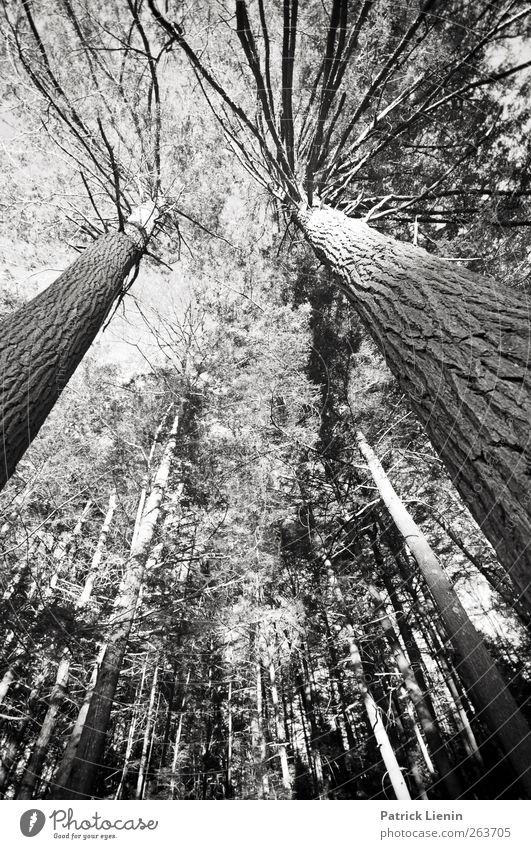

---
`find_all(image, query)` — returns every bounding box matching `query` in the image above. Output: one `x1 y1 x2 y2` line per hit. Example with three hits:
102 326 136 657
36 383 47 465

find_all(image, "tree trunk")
393 691 430 800
392 562 485 769
170 661 192 799
226 679 233 797
16 650 71 799
135 664 159 800
49 644 104 797
367 582 464 798
358 430 531 797
296 204 531 609
427 508 531 629
251 652 269 799
49 409 181 799
262 642 291 793
0 229 144 491
0 665 16 705
347 636 411 800
78 488 117 606
115 659 148 800
0 664 49 797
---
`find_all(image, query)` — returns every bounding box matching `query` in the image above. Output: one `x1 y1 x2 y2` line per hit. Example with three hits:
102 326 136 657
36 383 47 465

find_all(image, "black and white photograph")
0 1 530 844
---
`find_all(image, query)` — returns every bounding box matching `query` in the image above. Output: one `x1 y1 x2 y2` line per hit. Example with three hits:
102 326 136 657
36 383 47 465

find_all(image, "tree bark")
358 430 531 797
296 204 531 609
0 230 144 491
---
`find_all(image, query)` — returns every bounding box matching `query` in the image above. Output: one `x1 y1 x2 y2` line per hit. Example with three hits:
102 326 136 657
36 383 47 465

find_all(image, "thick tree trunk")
0 230 144 491
296 204 531 609
358 431 531 798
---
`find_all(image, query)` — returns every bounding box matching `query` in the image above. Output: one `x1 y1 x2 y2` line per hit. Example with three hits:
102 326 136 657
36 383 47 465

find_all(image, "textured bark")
358 431 531 797
296 204 531 609
0 230 144 490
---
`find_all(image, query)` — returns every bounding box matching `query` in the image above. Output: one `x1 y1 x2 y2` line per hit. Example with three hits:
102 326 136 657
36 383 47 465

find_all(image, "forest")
0 0 530 802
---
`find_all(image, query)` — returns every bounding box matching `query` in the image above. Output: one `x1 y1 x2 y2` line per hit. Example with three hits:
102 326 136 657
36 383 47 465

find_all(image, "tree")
0 0 172 489
148 0 531 609
0 220 153 491
51 406 182 799
357 429 531 798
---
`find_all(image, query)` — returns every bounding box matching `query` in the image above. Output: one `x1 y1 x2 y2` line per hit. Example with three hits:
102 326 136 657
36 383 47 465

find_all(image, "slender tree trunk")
358 431 531 797
347 636 411 800
393 564 485 768
226 679 233 797
263 643 291 792
367 581 464 798
158 666 177 786
296 648 325 796
403 695 435 776
251 653 269 799
135 664 159 799
427 509 531 629
0 230 145 490
115 656 150 800
169 663 192 799
49 644 103 797
326 567 410 799
393 691 430 800
50 409 181 799
78 488 117 606
0 666 16 705
296 204 531 608
16 650 71 799
132 403 173 547
0 665 49 797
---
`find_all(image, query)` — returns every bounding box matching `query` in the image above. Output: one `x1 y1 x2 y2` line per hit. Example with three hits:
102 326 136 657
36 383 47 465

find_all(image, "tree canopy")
0 0 530 804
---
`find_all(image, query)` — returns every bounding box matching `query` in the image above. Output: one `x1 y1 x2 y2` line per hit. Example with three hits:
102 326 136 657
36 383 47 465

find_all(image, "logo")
20 810 46 837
